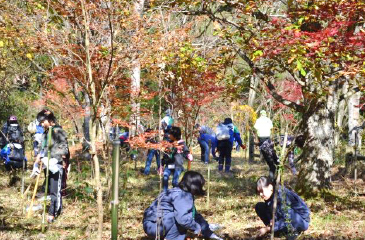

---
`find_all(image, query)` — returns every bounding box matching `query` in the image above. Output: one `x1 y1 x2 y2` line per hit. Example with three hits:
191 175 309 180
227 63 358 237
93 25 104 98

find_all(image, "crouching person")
33 110 69 223
143 171 223 240
255 176 310 240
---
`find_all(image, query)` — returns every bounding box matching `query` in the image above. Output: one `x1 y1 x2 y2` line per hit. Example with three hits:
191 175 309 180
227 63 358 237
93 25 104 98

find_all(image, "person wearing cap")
33 109 69 222
254 110 276 179
215 118 245 173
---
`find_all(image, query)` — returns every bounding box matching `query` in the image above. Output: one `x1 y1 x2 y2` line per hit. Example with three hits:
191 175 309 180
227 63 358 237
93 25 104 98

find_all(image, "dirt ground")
0 148 365 240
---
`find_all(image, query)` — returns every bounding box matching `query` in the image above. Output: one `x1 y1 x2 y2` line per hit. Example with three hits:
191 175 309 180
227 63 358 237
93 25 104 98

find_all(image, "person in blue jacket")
194 124 217 164
143 171 223 240
255 176 310 239
215 118 245 172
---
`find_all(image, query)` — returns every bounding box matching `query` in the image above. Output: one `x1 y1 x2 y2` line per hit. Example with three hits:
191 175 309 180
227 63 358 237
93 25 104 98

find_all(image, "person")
254 110 273 145
162 126 193 191
33 110 69 223
254 110 276 179
1 115 24 146
215 118 245 173
278 135 305 175
0 115 26 171
161 109 174 131
33 122 45 157
255 176 310 240
143 128 162 175
143 171 223 240
194 124 217 164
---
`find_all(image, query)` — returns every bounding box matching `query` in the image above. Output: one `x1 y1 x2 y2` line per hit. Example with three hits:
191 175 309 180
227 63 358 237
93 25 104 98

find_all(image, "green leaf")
300 68 307 76
253 50 263 56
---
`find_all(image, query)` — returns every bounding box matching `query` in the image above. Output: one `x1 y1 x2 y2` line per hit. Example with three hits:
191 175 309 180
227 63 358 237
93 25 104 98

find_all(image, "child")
255 176 310 239
162 126 192 191
33 110 69 223
143 171 223 240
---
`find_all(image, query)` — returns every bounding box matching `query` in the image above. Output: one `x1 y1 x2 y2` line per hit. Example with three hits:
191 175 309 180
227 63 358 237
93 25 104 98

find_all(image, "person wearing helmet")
1 115 24 146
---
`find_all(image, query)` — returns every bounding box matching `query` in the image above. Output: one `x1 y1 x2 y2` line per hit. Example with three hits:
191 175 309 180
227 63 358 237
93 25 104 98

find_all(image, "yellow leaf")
26 53 33 59
0 41 4 47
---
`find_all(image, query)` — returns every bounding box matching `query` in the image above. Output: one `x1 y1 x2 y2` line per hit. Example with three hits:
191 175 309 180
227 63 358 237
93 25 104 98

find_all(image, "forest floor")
0 146 365 240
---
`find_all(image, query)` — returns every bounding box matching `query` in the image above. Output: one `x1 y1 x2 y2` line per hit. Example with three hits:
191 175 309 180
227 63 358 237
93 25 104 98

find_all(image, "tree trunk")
130 60 141 137
81 1 103 238
334 81 348 146
348 91 361 148
297 84 338 196
130 0 145 137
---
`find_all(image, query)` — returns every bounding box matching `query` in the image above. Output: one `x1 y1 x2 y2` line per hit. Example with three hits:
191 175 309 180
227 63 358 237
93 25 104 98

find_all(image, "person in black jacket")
162 126 193 191
143 171 223 240
33 110 69 223
255 176 310 239
1 115 24 147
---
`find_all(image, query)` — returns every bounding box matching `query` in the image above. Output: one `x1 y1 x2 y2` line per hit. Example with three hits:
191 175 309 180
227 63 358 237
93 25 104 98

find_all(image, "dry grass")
0 148 365 240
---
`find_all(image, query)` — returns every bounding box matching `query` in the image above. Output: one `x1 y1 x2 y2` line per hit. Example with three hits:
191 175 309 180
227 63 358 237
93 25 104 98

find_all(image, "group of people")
140 109 310 240
0 107 310 238
143 170 310 240
0 111 70 223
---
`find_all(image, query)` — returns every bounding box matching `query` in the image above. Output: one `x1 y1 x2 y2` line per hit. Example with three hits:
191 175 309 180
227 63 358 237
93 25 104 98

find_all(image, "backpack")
216 123 230 141
7 124 22 143
8 143 25 161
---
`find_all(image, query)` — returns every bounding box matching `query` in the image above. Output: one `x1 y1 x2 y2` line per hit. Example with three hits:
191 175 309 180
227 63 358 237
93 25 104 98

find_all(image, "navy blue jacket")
143 187 201 235
266 186 310 232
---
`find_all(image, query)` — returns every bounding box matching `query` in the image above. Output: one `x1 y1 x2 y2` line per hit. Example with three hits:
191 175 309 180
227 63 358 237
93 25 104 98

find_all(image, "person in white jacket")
254 110 277 179
254 110 273 144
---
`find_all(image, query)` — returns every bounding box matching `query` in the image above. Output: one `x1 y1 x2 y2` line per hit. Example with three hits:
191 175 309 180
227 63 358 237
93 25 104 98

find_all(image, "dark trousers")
143 213 213 240
255 202 272 226
49 168 63 217
217 140 232 172
259 139 278 180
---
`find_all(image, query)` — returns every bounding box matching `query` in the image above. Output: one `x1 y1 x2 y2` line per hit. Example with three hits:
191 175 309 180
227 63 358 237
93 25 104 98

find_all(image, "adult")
254 110 276 179
194 124 217 164
143 128 162 175
215 118 245 173
254 110 273 145
143 171 223 240
33 110 69 222
161 108 174 131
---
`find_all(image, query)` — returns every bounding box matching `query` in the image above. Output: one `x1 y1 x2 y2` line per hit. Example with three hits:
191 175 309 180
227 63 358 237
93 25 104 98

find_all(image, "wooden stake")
27 161 43 218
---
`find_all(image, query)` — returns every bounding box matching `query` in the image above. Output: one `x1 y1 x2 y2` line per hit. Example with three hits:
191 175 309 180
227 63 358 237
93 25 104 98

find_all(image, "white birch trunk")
130 0 145 137
348 91 361 148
